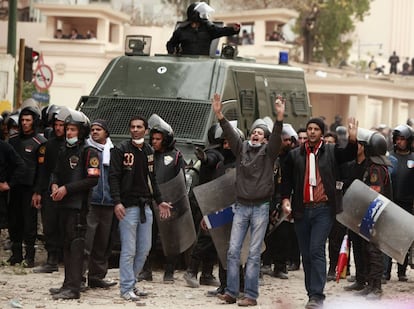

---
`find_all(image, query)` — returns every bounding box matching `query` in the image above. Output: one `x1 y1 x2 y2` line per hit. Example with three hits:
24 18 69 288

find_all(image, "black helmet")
5 113 19 131
392 124 413 150
148 114 175 149
207 123 223 145
392 124 412 140
187 2 200 21
64 109 90 140
357 129 387 157
187 2 214 22
358 127 390 165
45 104 61 126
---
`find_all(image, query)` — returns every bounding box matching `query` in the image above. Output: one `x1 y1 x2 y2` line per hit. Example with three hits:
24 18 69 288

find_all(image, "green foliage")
22 82 37 102
295 0 371 66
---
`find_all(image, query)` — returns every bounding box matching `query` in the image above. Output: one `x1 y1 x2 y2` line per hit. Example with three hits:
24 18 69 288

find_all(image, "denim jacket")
90 150 113 206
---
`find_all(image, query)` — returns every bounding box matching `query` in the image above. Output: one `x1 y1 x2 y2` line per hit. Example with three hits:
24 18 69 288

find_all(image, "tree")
293 0 371 66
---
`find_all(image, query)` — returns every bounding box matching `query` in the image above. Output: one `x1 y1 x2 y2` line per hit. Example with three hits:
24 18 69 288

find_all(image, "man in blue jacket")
84 119 117 289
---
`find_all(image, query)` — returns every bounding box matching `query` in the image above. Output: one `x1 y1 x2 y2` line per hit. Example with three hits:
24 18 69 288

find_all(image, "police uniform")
141 147 186 280
166 20 239 56
51 142 100 296
348 158 391 294
0 140 25 229
33 134 65 271
8 131 47 265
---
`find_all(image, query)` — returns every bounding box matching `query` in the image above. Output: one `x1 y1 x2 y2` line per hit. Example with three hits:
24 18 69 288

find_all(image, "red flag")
336 234 349 283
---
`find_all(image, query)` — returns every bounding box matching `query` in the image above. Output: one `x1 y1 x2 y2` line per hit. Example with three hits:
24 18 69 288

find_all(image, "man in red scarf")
281 117 358 309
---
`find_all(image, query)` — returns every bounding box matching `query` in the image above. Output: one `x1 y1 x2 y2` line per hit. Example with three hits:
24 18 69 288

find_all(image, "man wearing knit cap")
281 116 358 309
83 119 117 289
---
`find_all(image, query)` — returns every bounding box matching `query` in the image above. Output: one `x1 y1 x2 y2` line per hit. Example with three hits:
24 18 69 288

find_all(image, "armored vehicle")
76 44 311 165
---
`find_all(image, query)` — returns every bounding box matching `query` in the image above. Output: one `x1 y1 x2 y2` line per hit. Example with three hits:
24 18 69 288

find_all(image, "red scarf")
304 140 323 202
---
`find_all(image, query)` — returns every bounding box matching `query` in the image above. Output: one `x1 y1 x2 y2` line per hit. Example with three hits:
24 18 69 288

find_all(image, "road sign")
33 64 53 90
32 91 50 104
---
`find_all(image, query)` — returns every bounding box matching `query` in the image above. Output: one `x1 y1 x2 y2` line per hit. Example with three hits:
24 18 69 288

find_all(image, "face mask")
132 138 144 145
66 136 78 145
248 140 262 148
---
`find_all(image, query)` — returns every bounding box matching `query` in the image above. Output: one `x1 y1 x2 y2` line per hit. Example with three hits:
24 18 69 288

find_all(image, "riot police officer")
384 124 414 281
8 104 46 267
138 114 187 283
32 106 66 273
344 128 392 300
48 110 100 300
166 2 240 56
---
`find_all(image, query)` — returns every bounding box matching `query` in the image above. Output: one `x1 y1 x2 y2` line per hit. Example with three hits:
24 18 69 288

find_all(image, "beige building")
1 0 414 129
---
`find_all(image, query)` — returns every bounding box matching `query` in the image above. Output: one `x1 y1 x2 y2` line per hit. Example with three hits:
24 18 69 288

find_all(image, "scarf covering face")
304 140 323 202
86 137 114 166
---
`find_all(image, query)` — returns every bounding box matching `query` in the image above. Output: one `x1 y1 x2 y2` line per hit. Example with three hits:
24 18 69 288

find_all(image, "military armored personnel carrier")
76 36 312 165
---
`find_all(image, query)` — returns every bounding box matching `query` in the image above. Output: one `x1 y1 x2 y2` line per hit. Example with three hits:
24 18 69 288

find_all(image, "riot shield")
153 170 196 257
193 169 264 268
337 179 414 264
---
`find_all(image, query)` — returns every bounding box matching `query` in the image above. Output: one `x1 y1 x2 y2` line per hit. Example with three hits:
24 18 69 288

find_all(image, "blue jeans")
225 202 269 300
295 204 333 301
118 205 153 295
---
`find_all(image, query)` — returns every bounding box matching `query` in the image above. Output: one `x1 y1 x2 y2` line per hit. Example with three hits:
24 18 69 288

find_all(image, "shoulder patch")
370 172 378 183
39 145 46 155
90 156 99 168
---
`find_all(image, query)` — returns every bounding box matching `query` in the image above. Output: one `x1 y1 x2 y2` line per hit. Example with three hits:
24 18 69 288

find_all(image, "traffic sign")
32 92 50 104
33 64 53 90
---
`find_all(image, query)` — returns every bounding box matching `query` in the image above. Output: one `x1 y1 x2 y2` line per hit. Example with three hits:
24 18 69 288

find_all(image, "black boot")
137 258 153 281
33 253 59 273
23 246 35 268
183 258 200 288
200 260 219 286
163 262 175 283
7 242 23 265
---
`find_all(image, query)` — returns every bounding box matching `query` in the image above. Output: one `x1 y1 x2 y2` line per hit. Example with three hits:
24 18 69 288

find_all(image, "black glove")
194 147 207 163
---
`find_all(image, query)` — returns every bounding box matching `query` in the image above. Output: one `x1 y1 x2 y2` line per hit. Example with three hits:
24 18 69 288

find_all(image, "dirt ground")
1 230 414 309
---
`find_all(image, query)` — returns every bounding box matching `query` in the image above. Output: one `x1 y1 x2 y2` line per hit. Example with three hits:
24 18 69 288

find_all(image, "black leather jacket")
281 141 357 219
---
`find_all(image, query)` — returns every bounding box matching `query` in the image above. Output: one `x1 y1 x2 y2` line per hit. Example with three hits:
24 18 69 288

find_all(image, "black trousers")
8 185 37 252
84 205 115 281
350 230 368 284
41 193 63 258
262 220 290 272
187 229 217 275
0 191 8 229
60 207 87 293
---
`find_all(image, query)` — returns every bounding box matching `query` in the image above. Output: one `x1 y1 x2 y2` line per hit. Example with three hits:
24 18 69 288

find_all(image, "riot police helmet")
187 2 214 22
64 109 90 140
282 123 298 143
392 124 413 142
148 114 175 149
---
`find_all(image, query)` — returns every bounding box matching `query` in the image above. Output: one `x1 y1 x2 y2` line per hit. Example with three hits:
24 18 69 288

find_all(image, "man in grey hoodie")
213 93 285 307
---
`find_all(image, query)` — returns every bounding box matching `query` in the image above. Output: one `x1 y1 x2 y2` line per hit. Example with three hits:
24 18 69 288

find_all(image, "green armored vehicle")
77 40 311 165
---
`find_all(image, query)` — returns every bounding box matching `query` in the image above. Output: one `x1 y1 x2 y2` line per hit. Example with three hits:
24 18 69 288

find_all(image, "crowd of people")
54 28 96 40
1 94 413 309
367 52 414 76
1 2 414 309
